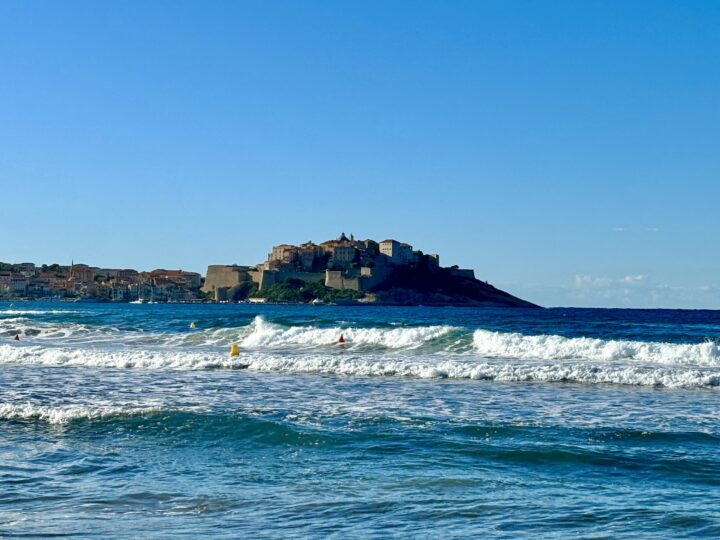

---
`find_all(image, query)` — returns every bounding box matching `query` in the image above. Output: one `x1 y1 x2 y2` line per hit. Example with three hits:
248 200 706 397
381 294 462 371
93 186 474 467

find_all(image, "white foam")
0 319 109 341
239 354 720 388
0 309 82 315
0 403 168 424
473 329 720 366
0 317 28 324
2 343 719 388
0 344 243 370
1 315 457 351
240 316 455 349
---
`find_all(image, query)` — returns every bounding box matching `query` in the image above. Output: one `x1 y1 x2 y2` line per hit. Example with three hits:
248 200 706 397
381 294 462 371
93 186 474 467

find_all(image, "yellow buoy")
230 343 240 356
190 322 197 329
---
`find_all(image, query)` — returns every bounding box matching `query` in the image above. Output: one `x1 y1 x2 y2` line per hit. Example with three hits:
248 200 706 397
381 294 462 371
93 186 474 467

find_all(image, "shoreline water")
2 302 720 537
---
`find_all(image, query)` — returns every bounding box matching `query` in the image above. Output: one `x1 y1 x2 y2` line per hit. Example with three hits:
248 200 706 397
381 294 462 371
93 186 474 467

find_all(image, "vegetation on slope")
229 278 361 303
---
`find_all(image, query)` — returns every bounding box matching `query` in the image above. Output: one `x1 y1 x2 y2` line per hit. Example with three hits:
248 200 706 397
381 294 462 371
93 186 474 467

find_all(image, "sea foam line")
473 330 720 366
0 403 170 424
0 309 82 316
0 344 241 370
239 354 720 388
2 344 720 388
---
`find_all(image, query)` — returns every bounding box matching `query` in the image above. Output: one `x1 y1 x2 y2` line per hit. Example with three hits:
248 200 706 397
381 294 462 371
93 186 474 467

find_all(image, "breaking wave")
234 354 720 388
2 344 720 388
238 316 455 349
0 403 170 424
0 344 241 370
5 314 719 364
472 330 720 366
3 315 459 350
3 313 720 388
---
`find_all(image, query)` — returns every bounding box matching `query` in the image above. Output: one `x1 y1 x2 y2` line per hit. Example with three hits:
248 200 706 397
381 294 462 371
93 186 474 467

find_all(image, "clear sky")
1 1 718 308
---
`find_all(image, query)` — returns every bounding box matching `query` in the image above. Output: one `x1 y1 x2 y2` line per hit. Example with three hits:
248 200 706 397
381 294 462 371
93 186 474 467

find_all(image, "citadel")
203 233 475 302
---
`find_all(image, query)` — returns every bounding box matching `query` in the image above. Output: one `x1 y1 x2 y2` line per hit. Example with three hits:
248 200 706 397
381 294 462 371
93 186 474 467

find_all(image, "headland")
0 234 539 307
204 233 539 308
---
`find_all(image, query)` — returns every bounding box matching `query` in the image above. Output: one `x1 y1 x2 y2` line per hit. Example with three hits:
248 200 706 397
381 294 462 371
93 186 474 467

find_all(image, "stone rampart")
202 265 252 294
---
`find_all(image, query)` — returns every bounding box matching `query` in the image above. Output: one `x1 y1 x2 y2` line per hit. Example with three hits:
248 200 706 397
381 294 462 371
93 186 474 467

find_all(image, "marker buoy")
338 334 345 344
230 343 240 356
190 322 197 329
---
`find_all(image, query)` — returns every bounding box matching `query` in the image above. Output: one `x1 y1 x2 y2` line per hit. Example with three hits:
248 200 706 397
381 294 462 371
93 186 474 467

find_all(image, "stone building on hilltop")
202 233 461 301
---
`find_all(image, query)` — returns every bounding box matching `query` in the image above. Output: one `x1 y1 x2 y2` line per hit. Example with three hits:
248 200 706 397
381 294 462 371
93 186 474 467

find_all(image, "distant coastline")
0 262 203 303
0 233 539 308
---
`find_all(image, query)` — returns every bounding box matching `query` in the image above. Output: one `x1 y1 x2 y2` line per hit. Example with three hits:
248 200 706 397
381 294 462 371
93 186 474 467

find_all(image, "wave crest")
473 330 720 366
239 316 455 349
2 344 718 388
0 403 167 424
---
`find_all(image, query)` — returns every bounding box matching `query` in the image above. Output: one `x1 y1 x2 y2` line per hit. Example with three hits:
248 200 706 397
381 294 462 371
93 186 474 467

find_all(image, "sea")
1 302 719 538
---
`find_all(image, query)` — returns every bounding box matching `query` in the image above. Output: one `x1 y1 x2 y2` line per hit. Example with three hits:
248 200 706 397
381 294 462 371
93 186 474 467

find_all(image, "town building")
380 239 414 264
13 263 36 277
0 259 202 302
204 233 455 297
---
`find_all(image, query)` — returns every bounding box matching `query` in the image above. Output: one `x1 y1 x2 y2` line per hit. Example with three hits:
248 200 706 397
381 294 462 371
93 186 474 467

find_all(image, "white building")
380 240 413 264
379 239 400 260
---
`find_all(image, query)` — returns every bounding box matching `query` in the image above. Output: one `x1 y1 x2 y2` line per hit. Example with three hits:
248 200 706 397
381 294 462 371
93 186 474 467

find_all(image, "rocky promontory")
369 265 539 308
203 233 540 308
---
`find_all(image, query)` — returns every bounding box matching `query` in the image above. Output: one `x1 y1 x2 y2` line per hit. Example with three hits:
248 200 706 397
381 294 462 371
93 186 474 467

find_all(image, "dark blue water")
1 303 719 537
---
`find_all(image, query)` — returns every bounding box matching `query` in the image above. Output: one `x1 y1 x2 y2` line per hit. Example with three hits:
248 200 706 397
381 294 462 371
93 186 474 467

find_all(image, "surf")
472 329 720 366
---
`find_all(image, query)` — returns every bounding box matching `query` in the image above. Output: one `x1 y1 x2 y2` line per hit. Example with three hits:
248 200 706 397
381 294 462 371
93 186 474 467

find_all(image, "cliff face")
370 266 540 308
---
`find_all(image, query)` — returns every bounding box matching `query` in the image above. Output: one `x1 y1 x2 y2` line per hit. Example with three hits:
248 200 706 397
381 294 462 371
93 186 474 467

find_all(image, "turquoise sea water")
1 303 720 537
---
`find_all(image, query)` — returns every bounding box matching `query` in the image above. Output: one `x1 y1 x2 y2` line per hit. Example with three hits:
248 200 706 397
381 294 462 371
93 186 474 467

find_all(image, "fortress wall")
325 270 361 291
449 268 476 279
250 269 276 290
202 265 251 293
248 269 264 286
356 265 392 291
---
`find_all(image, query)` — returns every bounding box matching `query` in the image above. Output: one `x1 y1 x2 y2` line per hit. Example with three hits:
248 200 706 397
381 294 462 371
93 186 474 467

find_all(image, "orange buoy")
230 343 240 356
338 334 345 344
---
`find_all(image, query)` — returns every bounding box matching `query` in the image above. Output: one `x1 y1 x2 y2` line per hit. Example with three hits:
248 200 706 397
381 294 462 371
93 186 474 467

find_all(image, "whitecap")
473 329 720 366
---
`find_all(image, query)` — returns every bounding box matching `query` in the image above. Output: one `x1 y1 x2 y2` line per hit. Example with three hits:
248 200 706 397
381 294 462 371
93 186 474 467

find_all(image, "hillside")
370 266 540 308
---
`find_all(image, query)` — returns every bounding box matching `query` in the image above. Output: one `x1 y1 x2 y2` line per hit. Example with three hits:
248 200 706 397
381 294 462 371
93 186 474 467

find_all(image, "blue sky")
1 1 718 308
